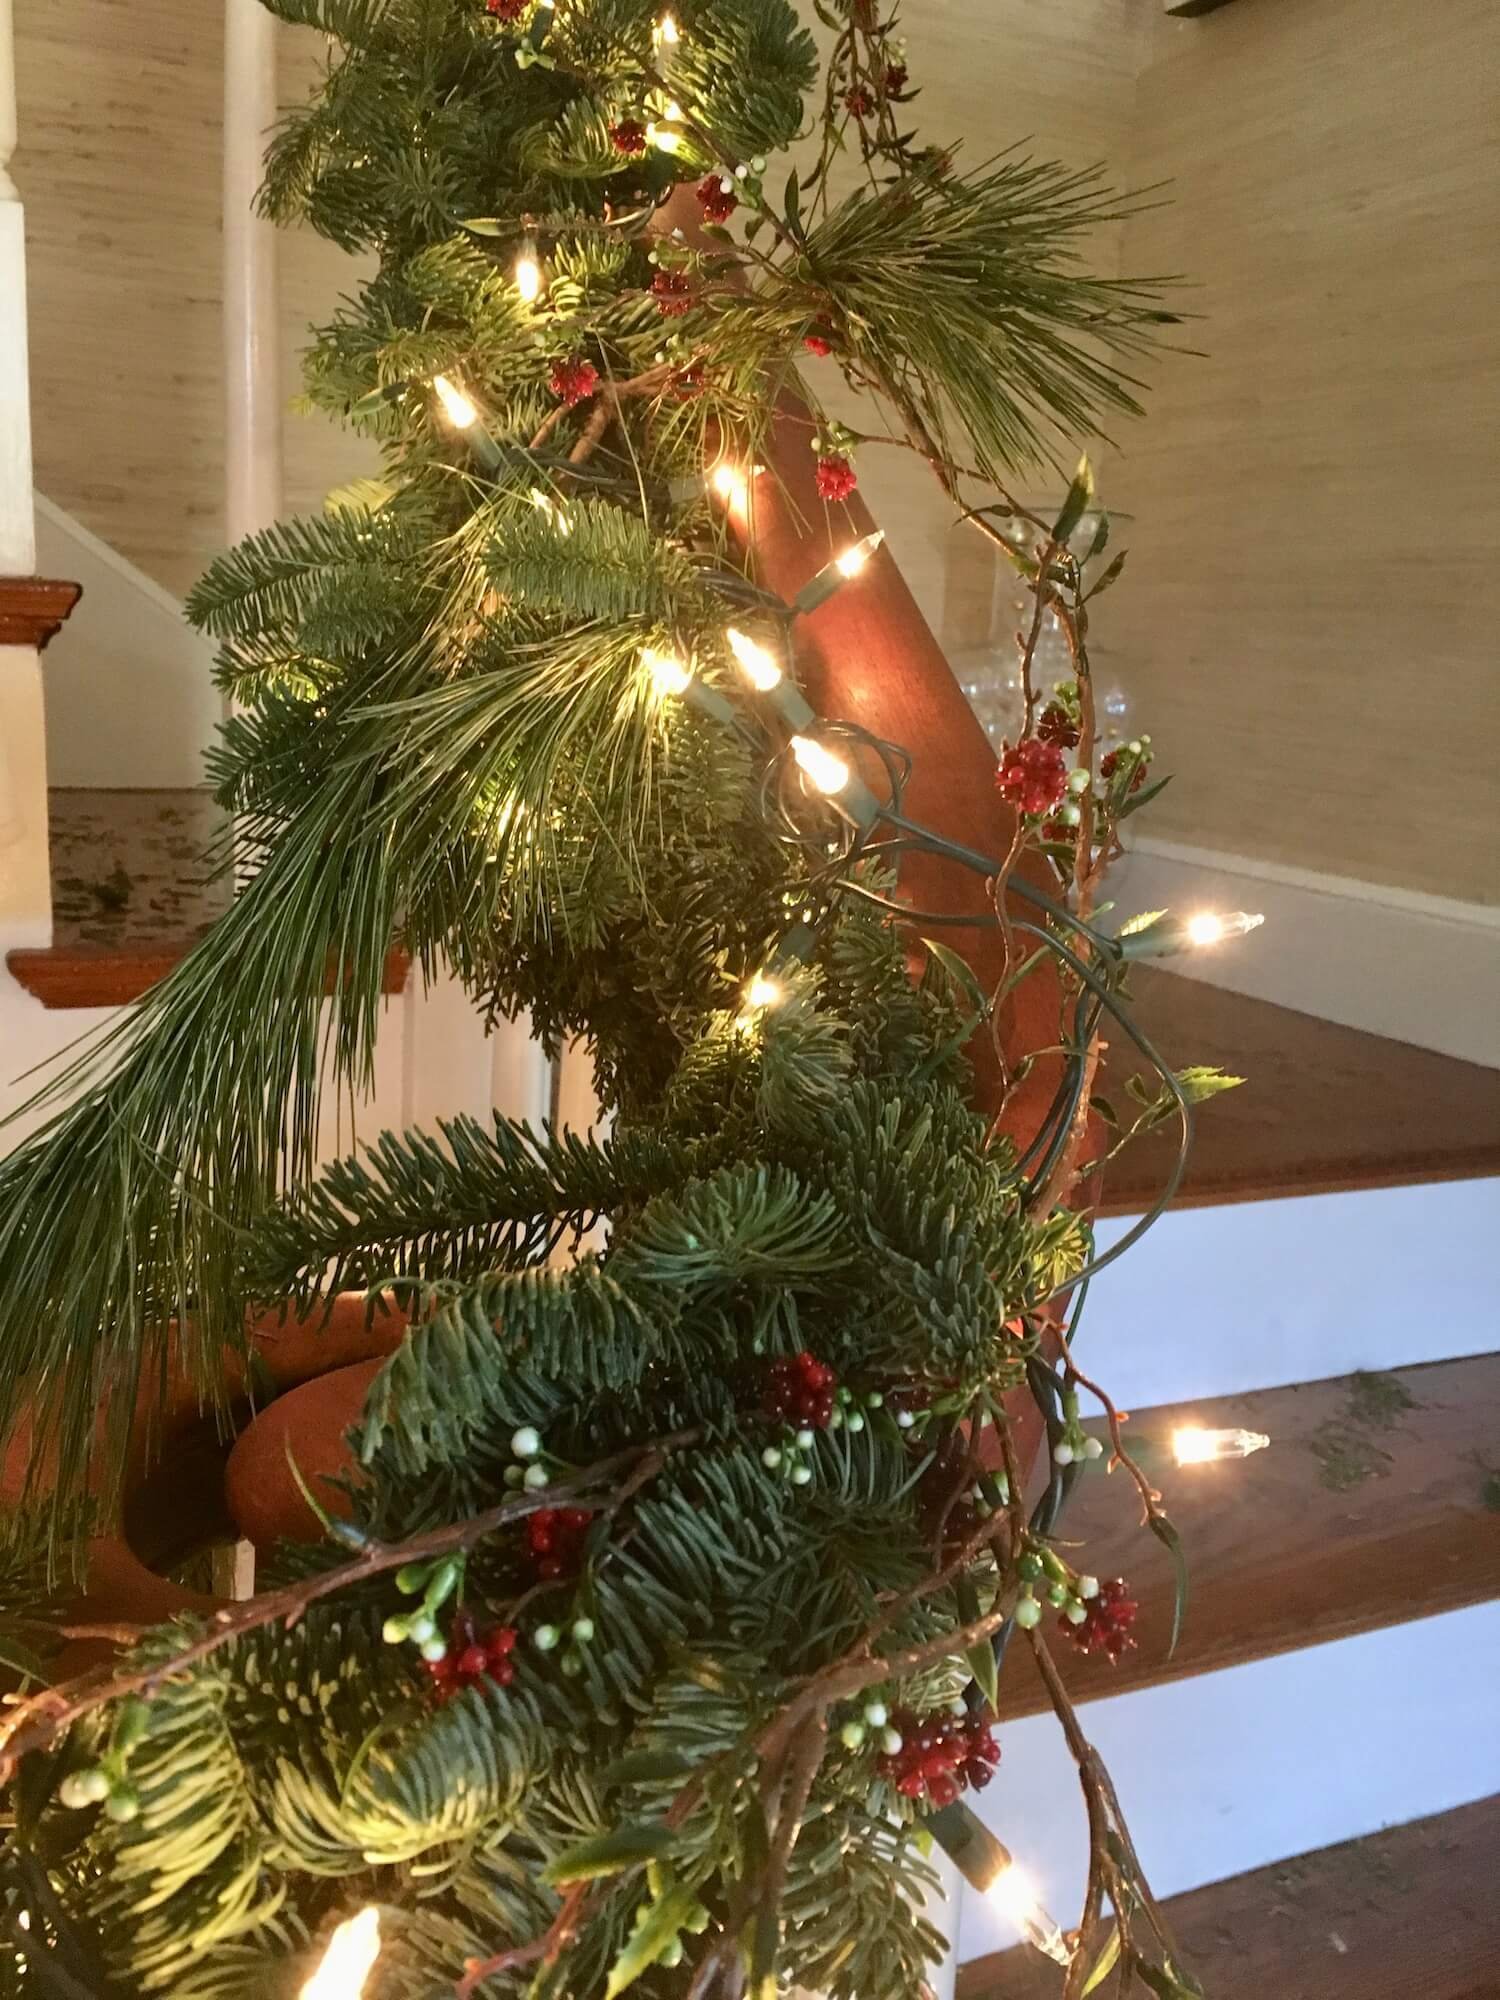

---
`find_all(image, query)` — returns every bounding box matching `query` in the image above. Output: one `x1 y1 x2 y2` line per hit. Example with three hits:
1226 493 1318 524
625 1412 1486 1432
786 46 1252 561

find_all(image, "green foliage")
0 0 1196 1992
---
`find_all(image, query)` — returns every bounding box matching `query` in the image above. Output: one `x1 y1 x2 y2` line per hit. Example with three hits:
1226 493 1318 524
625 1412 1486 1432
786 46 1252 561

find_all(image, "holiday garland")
0 2 1250 1994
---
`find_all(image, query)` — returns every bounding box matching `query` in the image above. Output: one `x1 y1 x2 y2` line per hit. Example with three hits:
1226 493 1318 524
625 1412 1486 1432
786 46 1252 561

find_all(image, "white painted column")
0 0 51 939
223 0 284 546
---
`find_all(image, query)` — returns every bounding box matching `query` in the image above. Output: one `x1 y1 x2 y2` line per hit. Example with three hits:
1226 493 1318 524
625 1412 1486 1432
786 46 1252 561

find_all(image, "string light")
835 529 885 577
654 10 681 43
513 251 544 303
1184 910 1265 948
745 973 782 1010
299 1908 381 2000
987 1864 1070 1965
432 374 478 430
726 626 783 692
790 734 851 796
642 647 692 698
1172 1425 1271 1465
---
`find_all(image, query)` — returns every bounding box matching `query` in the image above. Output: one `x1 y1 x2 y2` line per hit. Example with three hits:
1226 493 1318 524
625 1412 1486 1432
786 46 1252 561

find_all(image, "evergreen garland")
0 2 1227 1994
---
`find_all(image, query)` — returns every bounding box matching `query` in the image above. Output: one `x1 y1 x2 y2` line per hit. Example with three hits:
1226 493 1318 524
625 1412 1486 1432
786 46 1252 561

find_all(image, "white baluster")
223 0 284 546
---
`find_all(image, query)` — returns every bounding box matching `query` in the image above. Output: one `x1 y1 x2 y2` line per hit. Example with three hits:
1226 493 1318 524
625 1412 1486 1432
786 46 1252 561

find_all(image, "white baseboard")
1116 836 1500 1066
961 1601 1500 1961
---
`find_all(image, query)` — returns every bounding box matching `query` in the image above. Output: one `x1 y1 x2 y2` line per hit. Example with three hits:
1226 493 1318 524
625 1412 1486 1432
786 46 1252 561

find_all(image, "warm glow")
987 1866 1068 1966
300 1908 381 2000
655 10 681 42
432 375 478 430
1173 1425 1271 1466
514 253 544 303
529 488 572 536
726 627 782 692
790 734 850 795
1184 910 1264 949
643 647 692 697
709 460 751 508
745 974 782 1010
834 530 885 578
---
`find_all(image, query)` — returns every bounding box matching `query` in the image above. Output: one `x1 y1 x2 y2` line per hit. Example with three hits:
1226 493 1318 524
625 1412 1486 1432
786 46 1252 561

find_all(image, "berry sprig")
1062 1578 1138 1661
548 356 599 407
57 1695 151 1822
1012 1544 1106 1635
526 1506 593 1580
996 737 1069 817
764 1349 838 1428
424 1610 519 1701
383 1554 464 1663
874 1701 1002 1806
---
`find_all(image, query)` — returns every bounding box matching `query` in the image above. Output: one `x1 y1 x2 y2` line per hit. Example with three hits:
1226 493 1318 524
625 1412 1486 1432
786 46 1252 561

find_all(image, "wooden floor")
1100 968 1500 1212
957 1794 1500 2000
995 1353 1500 1720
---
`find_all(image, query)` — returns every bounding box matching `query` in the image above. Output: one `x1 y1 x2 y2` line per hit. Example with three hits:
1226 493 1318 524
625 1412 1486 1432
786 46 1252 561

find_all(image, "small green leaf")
1174 1066 1244 1105
1087 512 1111 560
1148 1513 1189 1657
325 476 394 517
1118 909 1167 939
1080 1924 1122 1994
600 1748 696 1789
1052 455 1095 546
605 1883 702 1999
1117 774 1172 820
458 216 508 236
920 937 990 1018
1086 548 1128 600
957 1577 999 1711
543 1823 681 1886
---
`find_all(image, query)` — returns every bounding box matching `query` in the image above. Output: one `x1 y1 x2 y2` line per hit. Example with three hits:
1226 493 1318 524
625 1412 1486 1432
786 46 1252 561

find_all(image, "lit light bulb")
646 121 684 154
790 734 851 796
834 530 885 578
1172 1425 1271 1466
300 1908 381 2000
726 627 782 692
745 973 782 1010
643 647 692 697
529 487 572 536
655 10 681 43
1184 910 1265 949
513 252 544 303
987 1864 1069 1966
709 460 752 507
432 374 478 430
663 100 685 121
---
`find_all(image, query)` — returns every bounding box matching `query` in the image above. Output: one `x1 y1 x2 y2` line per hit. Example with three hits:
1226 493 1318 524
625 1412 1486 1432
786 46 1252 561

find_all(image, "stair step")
957 1793 1500 2000
994 1352 1500 1720
7 789 407 1006
1100 968 1500 1213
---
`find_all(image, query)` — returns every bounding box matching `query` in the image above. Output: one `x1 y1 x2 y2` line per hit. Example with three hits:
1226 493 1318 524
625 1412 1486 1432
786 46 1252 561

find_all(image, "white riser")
962 1600 1500 1959
1088 1178 1500 1408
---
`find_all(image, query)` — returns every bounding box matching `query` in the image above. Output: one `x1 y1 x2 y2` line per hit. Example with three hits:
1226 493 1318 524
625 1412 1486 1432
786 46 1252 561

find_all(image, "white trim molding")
1117 836 1500 1066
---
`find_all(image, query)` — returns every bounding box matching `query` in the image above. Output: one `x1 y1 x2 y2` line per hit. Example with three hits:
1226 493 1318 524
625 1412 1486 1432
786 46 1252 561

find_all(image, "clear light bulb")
642 647 692 697
790 734 850 795
514 253 544 303
834 529 885 578
1173 1425 1271 1466
710 460 749 506
432 374 478 430
300 1908 381 2000
655 10 681 42
1184 910 1265 949
987 1865 1069 1966
745 973 782 1010
726 627 782 691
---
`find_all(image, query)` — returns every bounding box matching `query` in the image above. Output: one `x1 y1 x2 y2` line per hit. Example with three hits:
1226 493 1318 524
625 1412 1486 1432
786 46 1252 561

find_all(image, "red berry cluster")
424 1611 517 1701
1100 747 1148 793
486 0 527 18
996 737 1068 816
844 85 876 117
609 118 648 155
1062 1578 1138 1662
1037 702 1080 749
884 63 909 94
549 357 599 406
803 321 835 358
526 1506 593 1580
671 362 706 399
651 269 694 318
764 1350 838 1428
814 452 857 502
697 174 739 223
879 1708 1002 1805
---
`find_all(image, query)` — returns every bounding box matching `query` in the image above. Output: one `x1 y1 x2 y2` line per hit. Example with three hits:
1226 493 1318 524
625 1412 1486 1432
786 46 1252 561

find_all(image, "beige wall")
1110 0 1500 904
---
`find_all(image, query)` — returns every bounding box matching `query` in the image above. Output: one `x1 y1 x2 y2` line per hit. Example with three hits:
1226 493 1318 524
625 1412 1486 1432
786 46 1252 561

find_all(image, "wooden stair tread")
957 1794 1500 2000
7 789 408 1006
994 1353 1500 1721
1100 968 1500 1212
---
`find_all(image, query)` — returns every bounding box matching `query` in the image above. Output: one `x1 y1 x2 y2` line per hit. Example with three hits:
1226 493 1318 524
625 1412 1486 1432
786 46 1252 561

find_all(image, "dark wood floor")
1099 968 1500 1212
